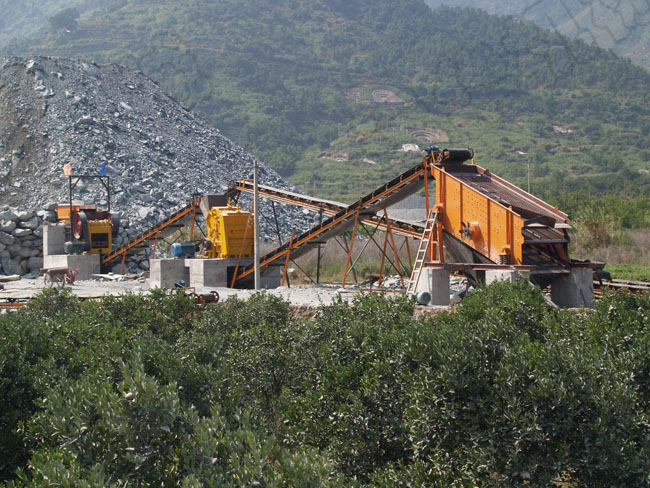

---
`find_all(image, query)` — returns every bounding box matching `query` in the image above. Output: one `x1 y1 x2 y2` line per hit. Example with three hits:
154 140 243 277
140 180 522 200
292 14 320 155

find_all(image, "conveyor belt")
233 161 430 284
101 195 202 271
232 180 425 239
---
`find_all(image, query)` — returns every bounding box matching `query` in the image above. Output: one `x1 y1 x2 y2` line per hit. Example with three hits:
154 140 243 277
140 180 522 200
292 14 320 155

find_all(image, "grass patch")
604 263 650 282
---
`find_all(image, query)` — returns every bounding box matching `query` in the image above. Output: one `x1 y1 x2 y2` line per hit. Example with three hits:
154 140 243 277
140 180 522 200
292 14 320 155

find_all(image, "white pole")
253 160 260 290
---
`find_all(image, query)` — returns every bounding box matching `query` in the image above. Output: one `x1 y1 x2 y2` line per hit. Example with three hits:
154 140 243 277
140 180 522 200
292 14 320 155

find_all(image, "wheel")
72 212 86 239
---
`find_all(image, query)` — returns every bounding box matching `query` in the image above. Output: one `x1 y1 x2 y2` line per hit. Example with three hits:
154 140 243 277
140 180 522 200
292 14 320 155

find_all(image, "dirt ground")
1 276 451 317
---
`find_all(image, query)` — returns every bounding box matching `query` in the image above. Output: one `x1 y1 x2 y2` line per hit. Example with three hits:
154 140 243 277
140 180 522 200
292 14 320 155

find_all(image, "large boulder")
0 232 15 246
0 220 16 233
0 256 22 276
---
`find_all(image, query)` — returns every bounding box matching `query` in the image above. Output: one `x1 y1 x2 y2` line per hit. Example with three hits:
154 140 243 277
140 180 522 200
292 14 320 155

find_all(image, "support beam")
342 207 362 288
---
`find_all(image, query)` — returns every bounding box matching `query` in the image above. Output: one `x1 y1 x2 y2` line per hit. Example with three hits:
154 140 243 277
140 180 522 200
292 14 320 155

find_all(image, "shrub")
12 359 343 487
283 294 416 478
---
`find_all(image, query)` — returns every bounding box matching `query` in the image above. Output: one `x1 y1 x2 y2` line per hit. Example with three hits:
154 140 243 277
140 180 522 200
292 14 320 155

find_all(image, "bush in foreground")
1 284 649 486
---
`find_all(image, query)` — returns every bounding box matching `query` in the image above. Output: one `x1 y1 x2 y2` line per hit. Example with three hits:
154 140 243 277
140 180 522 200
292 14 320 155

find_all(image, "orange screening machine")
423 147 572 280
228 146 578 289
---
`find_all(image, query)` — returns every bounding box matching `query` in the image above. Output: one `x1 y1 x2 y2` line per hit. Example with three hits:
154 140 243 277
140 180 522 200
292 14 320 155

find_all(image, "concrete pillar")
42 254 100 281
551 268 594 309
43 223 66 256
149 259 189 288
416 268 450 306
186 259 229 288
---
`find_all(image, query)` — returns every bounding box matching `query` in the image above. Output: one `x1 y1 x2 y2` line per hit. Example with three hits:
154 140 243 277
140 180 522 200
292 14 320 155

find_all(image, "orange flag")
63 162 71 177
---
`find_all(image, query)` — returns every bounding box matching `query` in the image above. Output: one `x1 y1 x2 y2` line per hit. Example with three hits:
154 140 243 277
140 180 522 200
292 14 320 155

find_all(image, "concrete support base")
43 254 100 281
149 258 283 289
149 259 190 288
551 268 594 309
43 223 66 256
416 268 450 306
186 258 251 288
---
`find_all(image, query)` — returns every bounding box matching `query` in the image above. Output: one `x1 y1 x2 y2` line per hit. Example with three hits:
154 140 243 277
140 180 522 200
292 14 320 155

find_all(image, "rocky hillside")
0 56 314 275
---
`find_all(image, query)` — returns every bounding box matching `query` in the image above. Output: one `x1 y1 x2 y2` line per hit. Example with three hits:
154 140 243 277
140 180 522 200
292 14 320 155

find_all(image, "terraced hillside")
425 0 650 71
2 0 650 207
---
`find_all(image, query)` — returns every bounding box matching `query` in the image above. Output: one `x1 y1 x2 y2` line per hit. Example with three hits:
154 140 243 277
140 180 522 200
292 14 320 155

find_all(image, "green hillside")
425 0 650 71
0 0 103 47
3 0 650 210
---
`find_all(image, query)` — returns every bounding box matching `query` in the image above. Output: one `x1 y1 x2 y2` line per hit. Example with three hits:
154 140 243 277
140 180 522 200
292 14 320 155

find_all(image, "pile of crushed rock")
0 56 317 275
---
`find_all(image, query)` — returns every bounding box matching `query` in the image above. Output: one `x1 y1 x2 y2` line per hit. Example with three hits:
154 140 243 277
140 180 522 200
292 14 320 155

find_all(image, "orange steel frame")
101 194 202 271
233 149 569 286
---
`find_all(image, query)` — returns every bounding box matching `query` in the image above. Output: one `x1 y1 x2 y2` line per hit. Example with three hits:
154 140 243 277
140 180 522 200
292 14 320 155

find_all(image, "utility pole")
253 160 260 290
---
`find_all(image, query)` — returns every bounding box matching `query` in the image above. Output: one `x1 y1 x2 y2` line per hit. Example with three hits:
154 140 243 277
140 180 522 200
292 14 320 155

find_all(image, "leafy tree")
48 8 80 31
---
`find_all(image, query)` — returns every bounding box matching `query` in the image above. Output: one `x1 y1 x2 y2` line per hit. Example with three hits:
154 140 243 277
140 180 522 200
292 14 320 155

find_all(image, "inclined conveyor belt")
233 161 430 283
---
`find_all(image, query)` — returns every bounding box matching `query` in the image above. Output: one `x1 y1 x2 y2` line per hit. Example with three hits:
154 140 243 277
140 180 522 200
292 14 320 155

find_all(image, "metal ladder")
407 208 440 294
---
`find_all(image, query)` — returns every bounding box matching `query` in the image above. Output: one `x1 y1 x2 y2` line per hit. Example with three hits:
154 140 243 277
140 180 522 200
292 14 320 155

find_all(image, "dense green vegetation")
2 283 650 486
605 263 650 283
0 0 102 46
3 0 649 213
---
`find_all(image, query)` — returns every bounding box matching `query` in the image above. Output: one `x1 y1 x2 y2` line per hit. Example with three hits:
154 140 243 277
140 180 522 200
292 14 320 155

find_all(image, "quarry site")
0 56 646 310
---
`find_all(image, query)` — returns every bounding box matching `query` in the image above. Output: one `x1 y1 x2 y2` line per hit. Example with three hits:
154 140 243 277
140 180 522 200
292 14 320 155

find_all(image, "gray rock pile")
0 205 52 276
0 56 317 274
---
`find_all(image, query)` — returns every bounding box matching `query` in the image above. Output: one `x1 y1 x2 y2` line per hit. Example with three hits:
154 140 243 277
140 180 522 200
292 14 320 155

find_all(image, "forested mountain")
0 0 105 47
2 0 650 209
425 0 650 71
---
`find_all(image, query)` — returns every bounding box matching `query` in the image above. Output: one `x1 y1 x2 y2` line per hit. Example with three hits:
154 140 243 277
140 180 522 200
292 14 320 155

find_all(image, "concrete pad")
415 268 450 306
43 254 100 281
43 223 66 256
551 268 594 309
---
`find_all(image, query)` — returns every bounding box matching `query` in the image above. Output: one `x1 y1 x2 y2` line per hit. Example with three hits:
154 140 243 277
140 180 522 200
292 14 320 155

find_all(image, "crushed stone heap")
0 56 316 237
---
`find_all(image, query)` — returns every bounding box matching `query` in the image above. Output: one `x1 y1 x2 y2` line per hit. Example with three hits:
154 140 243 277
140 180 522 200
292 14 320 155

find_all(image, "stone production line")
230 147 593 306
47 147 592 306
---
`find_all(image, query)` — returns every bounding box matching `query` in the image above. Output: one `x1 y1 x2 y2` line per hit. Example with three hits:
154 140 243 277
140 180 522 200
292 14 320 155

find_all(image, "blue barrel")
416 291 432 305
171 242 196 258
